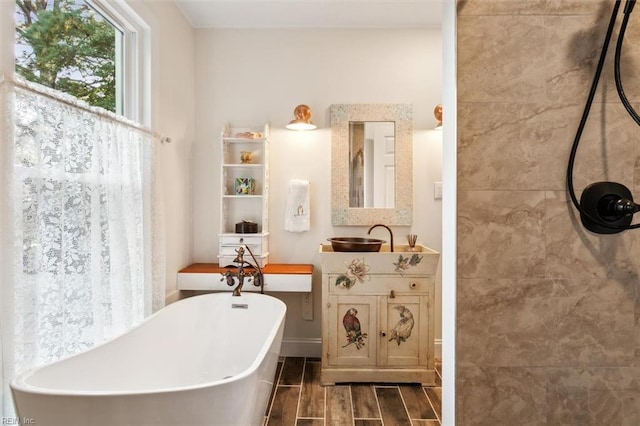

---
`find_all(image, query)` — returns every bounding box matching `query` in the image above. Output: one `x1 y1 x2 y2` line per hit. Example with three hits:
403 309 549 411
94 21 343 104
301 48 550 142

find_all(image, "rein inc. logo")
2 418 35 425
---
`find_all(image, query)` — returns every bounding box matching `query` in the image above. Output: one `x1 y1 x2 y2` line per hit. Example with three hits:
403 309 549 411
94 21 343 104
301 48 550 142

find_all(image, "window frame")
86 0 151 126
0 2 14 79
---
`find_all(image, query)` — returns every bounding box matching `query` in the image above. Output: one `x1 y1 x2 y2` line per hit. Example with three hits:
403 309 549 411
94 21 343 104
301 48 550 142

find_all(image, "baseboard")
164 289 182 305
435 338 442 360
280 337 322 358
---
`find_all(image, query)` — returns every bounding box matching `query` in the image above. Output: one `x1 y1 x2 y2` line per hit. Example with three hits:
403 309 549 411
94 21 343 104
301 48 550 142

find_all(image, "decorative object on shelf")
434 104 443 130
284 179 310 232
235 220 258 233
286 104 317 131
235 177 255 195
234 131 262 139
240 151 253 164
407 234 418 251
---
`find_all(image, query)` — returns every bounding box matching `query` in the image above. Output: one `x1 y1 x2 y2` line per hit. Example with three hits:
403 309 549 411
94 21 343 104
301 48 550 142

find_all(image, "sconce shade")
286 104 317 130
434 104 443 129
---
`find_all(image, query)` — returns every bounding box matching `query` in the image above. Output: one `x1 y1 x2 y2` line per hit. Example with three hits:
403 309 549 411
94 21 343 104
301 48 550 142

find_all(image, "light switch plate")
434 182 443 200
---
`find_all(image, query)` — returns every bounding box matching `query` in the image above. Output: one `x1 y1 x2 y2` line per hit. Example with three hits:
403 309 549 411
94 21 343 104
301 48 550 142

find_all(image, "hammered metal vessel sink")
327 237 386 252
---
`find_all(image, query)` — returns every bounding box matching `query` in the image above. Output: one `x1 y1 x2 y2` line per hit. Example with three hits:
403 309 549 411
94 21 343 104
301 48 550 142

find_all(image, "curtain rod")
1 74 171 144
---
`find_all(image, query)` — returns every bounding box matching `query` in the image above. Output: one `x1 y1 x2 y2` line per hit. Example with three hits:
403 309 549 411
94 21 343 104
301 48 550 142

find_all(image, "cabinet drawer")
219 254 268 268
219 244 263 256
220 235 264 246
328 275 428 295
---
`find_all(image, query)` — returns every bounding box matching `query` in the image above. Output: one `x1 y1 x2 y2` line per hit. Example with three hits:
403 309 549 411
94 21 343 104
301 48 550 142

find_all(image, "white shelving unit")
218 123 270 267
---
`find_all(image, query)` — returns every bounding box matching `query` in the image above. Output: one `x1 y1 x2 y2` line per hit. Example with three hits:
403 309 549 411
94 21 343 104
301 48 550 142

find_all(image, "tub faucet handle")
228 245 264 296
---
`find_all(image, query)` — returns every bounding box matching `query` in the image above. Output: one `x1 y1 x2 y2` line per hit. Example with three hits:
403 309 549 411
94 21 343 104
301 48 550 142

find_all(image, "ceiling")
174 0 443 29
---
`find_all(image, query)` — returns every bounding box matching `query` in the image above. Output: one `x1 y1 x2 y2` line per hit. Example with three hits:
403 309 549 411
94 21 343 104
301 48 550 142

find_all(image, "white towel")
285 179 310 232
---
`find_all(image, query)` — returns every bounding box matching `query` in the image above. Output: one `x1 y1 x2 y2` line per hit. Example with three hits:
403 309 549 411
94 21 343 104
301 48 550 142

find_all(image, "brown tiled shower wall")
457 0 640 424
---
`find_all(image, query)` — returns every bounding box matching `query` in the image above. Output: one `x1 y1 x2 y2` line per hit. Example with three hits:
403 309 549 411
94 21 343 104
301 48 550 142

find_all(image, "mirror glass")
349 121 395 208
331 104 413 226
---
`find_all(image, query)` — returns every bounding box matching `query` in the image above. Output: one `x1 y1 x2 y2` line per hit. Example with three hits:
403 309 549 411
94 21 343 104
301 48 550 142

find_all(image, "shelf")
222 163 263 168
222 194 263 199
220 123 270 265
177 263 313 292
219 232 270 237
221 137 266 144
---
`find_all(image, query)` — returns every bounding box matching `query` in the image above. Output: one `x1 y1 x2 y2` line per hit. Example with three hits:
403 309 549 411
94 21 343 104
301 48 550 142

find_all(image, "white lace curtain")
0 76 165 416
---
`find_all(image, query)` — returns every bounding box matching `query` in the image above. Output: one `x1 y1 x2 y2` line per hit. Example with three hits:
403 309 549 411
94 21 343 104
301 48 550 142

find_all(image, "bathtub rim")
10 292 287 397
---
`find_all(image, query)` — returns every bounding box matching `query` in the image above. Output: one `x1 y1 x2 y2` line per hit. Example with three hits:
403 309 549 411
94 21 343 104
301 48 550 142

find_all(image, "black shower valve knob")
610 198 640 215
579 181 637 234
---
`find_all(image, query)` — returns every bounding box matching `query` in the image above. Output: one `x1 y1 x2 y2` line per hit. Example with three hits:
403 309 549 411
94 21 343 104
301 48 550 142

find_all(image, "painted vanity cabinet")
219 124 269 267
319 244 440 385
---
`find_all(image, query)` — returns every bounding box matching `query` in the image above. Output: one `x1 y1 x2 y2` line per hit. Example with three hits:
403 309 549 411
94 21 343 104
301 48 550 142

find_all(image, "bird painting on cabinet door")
389 305 414 346
342 307 367 349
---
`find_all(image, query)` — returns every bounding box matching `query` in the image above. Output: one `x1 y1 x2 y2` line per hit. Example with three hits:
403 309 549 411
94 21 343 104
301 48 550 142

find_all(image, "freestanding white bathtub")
11 292 286 426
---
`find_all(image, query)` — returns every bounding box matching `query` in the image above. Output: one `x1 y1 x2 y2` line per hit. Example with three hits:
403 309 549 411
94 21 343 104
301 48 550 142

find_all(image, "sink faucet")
367 223 394 252
221 245 265 296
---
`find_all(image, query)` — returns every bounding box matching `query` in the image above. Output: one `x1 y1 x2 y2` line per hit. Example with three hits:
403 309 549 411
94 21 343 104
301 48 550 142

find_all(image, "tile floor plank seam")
264 360 284 424
424 362 442 423
396 385 414 423
401 385 438 421
377 386 413 426
371 385 386 426
266 357 441 426
351 384 382 420
295 356 308 424
349 383 356 426
323 384 327 426
295 358 307 419
420 387 439 423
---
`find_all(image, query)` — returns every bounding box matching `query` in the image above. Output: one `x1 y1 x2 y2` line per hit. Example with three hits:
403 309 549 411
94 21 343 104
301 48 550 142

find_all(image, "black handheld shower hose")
567 0 640 234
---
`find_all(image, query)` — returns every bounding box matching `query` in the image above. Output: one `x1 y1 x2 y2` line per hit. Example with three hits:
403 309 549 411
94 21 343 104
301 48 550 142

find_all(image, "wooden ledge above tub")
177 263 313 292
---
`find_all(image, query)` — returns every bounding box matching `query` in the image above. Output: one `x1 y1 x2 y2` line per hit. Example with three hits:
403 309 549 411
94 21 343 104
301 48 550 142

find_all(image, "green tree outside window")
15 0 119 112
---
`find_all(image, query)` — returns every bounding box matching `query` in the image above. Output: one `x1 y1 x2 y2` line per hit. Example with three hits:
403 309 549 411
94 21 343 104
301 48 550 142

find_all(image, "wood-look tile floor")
265 357 442 426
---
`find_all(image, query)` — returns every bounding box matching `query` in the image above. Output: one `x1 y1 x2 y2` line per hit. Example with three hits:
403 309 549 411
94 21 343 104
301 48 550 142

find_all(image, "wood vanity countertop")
179 263 314 275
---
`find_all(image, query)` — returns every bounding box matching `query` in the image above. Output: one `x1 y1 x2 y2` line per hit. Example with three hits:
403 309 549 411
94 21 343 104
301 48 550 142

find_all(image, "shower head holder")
579 181 640 234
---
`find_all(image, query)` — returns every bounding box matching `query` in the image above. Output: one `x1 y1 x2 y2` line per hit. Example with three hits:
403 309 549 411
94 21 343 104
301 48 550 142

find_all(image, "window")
13 0 148 122
15 0 122 113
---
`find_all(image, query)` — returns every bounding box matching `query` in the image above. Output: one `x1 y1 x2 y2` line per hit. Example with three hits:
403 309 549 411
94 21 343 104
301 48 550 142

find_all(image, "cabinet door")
378 295 429 367
327 295 378 367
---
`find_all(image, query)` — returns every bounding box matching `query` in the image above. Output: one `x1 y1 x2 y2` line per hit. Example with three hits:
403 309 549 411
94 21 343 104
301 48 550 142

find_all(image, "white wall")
125 0 196 302
192 28 443 350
